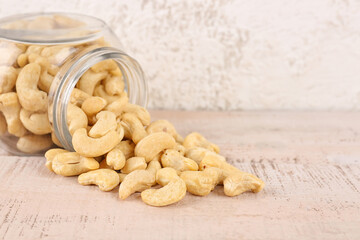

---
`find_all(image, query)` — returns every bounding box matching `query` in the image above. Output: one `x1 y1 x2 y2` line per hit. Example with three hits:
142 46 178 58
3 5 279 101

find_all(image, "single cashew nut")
0 92 27 137
16 63 48 112
0 66 17 94
146 160 162 176
118 169 155 200
141 177 187 207
121 113 147 144
146 120 183 142
123 103 151 126
105 93 128 117
175 144 186 155
135 132 176 162
81 96 107 117
94 85 120 103
161 149 198 173
70 88 91 107
180 167 223 196
17 53 28 67
77 69 107 95
114 140 135 159
78 169 120 191
155 167 179 186
44 148 68 171
91 59 118 73
72 128 122 157
185 147 226 165
121 157 147 174
67 104 88 135
20 108 51 134
17 134 53 153
103 75 124 96
224 174 265 197
183 132 220 153
106 148 126 170
52 152 99 176
38 69 54 93
88 111 117 138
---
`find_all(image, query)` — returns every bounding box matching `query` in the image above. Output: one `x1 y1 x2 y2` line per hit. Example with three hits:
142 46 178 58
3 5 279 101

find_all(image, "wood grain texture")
0 111 359 240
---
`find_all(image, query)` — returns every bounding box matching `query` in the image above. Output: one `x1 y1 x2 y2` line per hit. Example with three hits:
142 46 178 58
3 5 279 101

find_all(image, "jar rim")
0 12 106 45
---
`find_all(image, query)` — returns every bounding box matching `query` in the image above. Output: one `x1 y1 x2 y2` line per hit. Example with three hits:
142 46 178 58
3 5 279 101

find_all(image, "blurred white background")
1 0 360 110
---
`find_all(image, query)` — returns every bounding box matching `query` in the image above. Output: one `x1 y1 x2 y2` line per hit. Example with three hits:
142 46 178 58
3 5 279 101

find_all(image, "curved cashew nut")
120 121 132 140
52 152 99 176
44 148 68 171
121 157 147 174
0 66 17 94
19 108 51 134
223 174 265 197
103 75 124 96
146 120 183 143
161 149 198 173
146 160 162 176
88 111 117 138
183 132 220 153
141 177 187 207
67 104 88 135
78 169 120 191
123 103 151 126
106 148 126 170
72 128 122 157
16 63 48 112
0 113 7 135
41 45 76 66
81 96 107 117
185 147 226 165
114 140 135 159
121 113 147 144
118 169 155 200
28 53 59 76
135 132 176 162
105 93 128 117
180 168 223 196
155 167 179 186
70 88 91 107
90 59 118 73
77 69 107 95
0 92 27 137
94 84 121 103
17 134 53 153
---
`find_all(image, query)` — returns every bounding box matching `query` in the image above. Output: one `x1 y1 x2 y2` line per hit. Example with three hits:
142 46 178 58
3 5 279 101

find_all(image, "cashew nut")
121 113 147 144
146 120 183 143
118 173 127 182
16 63 48 112
146 160 162 176
121 157 147 174
114 140 135 159
123 103 151 126
67 104 88 135
223 174 265 197
0 92 27 137
81 96 107 117
103 75 124 96
77 69 107 95
180 167 223 196
28 53 59 76
155 167 179 187
17 53 28 67
161 149 198 173
17 134 53 153
185 147 226 165
19 108 51 134
106 148 126 170
72 128 122 157
120 121 132 140
70 88 91 107
88 111 117 138
104 93 128 117
183 132 220 153
90 59 118 73
0 113 7 135
38 69 54 93
78 169 120 191
135 132 176 163
141 177 187 207
52 151 99 176
94 84 120 103
0 66 17 94
118 169 155 200
44 148 68 171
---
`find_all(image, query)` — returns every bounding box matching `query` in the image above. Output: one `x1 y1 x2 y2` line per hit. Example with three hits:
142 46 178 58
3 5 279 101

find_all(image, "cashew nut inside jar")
0 12 147 155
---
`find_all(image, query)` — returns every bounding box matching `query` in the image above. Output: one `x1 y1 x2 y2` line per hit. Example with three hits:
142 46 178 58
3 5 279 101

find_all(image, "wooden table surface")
0 111 359 240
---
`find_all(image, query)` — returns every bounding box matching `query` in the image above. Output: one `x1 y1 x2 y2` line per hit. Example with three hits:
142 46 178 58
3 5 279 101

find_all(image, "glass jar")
0 12 148 155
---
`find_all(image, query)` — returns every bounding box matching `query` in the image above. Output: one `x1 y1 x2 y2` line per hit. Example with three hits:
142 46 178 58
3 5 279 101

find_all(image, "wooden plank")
0 111 359 239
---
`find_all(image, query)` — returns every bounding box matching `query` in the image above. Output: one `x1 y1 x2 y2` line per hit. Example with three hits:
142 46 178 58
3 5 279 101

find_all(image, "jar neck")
48 47 148 151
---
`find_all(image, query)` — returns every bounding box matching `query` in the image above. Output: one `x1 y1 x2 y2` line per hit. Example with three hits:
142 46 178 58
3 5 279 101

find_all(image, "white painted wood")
0 111 359 239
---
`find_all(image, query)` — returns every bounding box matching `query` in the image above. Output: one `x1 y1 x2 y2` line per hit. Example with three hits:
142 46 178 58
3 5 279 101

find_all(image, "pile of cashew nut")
0 33 264 206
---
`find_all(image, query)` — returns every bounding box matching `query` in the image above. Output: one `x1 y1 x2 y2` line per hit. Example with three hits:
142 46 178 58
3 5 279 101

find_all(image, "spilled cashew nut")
67 104 88 135
161 149 198 173
121 157 147 174
118 169 155 200
123 103 151 126
185 147 226 165
52 152 99 176
106 148 126 170
223 174 265 197
114 140 135 159
88 111 117 138
183 132 220 153
78 169 120 191
121 113 147 144
105 93 128 117
44 148 68 171
146 120 183 143
135 132 176 162
155 167 179 187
